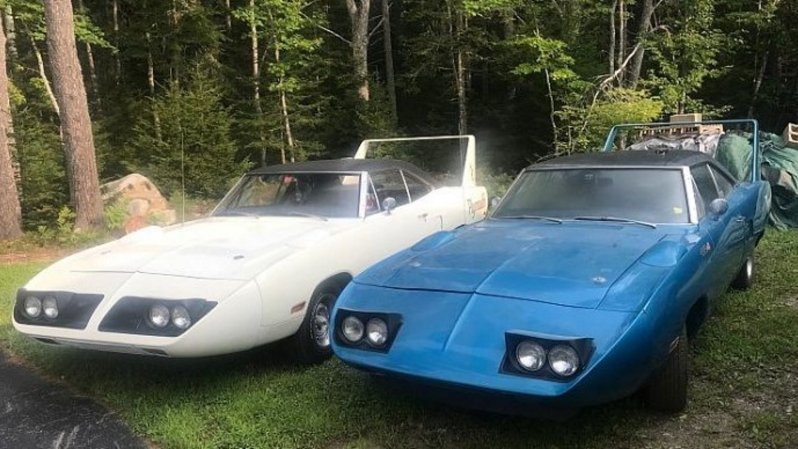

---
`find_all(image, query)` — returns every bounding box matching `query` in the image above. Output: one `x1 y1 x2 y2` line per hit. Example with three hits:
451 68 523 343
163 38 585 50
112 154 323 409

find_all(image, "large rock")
101 174 177 232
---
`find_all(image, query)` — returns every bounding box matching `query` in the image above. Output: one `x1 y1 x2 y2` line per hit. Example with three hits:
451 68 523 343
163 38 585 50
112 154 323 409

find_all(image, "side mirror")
490 197 501 210
382 197 397 214
708 198 728 219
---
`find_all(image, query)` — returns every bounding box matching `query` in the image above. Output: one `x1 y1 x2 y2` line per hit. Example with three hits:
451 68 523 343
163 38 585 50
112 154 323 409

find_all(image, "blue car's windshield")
493 168 689 224
214 173 362 219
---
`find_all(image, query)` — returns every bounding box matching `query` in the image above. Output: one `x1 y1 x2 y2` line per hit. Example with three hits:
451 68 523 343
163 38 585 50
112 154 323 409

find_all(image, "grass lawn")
1 231 797 449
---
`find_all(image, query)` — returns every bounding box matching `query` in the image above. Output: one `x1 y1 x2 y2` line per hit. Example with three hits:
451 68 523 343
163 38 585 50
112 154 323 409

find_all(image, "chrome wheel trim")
311 297 332 349
745 258 753 279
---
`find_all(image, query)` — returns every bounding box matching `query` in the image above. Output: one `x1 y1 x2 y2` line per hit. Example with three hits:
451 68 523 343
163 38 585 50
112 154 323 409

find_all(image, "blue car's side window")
709 165 734 198
692 164 720 206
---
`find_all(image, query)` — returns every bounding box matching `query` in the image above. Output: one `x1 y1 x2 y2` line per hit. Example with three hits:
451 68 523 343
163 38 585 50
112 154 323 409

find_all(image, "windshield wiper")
572 216 657 229
497 215 563 224
284 211 328 221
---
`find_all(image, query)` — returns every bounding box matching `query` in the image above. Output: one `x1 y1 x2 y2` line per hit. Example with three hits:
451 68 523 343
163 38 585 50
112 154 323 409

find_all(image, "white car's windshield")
215 173 361 219
493 168 689 224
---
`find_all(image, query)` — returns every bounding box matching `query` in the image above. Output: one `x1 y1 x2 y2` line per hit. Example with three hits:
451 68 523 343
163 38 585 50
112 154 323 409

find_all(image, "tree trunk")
145 31 162 141
346 0 370 102
44 0 103 231
609 0 616 74
617 0 626 84
0 16 22 240
77 0 100 110
447 1 467 134
382 0 397 123
225 0 233 31
112 0 121 84
748 51 769 118
31 36 60 117
249 0 267 166
275 45 294 164
627 0 654 88
4 7 16 62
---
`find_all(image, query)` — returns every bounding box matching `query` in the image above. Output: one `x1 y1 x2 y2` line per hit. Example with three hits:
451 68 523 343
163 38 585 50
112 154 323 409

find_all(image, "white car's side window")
402 171 434 202
370 170 410 208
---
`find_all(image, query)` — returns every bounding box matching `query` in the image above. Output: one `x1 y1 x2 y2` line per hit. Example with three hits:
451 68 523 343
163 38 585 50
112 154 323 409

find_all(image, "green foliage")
103 199 128 233
31 207 101 246
645 0 726 114
557 88 665 153
15 110 68 230
128 70 250 199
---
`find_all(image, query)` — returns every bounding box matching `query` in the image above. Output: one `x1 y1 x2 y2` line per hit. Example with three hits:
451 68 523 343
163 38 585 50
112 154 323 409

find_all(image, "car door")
358 169 435 262
691 163 741 294
708 163 748 266
401 170 446 232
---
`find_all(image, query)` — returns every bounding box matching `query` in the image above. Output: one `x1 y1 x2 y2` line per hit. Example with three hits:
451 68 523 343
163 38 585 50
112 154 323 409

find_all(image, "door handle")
735 216 746 223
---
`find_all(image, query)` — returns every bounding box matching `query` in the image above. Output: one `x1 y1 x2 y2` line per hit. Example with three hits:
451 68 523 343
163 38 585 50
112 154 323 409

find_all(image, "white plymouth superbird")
13 136 487 362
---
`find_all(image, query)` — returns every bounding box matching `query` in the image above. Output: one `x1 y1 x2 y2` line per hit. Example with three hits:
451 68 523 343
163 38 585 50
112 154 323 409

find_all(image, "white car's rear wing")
354 135 477 188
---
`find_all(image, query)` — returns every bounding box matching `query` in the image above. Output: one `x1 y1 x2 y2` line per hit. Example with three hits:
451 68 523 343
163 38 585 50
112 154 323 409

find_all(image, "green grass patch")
1 231 797 449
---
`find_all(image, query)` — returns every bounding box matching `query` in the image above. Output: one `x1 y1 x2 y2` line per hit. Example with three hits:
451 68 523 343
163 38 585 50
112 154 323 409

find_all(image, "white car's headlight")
148 304 171 328
24 296 42 318
366 318 388 347
515 340 546 371
342 316 365 342
171 305 192 330
42 296 59 319
548 344 580 377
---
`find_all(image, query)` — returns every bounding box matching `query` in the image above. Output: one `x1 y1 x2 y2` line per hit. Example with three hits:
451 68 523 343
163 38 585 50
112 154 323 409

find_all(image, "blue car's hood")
357 220 670 309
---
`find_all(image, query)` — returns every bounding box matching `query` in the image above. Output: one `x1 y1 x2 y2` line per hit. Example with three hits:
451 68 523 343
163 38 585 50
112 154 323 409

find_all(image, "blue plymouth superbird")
331 134 771 416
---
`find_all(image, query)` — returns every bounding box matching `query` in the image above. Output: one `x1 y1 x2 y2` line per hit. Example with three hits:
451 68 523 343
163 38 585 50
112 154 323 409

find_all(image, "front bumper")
333 284 664 409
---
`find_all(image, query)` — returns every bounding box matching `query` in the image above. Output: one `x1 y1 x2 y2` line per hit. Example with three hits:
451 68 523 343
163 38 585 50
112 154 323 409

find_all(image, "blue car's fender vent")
500 332 595 382
334 309 402 353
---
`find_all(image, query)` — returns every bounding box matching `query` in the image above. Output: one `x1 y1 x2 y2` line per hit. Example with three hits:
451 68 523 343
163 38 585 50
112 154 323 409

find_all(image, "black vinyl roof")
248 158 437 183
533 149 714 169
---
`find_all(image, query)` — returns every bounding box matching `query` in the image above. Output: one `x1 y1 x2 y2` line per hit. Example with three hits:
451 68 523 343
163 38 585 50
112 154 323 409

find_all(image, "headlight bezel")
502 332 593 382
14 289 103 329
99 297 216 337
335 309 402 352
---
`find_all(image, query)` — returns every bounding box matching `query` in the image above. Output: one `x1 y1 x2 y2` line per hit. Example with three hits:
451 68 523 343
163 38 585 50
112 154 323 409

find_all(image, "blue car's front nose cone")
332 282 657 409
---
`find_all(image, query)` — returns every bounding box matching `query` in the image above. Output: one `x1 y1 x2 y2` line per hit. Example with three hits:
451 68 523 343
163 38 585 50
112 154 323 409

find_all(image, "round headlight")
341 316 364 343
42 296 59 319
148 304 171 328
171 305 192 330
23 296 42 318
515 340 546 371
366 318 388 347
548 345 580 377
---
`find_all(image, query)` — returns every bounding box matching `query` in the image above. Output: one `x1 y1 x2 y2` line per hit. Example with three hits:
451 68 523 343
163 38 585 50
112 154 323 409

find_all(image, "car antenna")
180 124 186 224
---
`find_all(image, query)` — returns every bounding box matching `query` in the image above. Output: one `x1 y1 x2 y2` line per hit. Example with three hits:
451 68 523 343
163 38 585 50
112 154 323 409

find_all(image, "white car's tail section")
354 135 477 188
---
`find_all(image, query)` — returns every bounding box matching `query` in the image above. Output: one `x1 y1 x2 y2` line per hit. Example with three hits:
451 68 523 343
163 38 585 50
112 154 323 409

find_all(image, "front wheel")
643 327 688 412
289 288 339 365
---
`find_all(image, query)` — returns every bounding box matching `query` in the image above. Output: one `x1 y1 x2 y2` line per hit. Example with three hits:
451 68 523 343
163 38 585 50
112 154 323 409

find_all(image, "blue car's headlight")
503 333 593 381
335 310 401 352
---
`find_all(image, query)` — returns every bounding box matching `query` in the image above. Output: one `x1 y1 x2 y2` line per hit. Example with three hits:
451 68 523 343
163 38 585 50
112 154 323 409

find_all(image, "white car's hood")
66 217 356 280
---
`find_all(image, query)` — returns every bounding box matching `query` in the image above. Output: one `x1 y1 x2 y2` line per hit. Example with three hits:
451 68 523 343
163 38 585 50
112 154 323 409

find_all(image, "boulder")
101 174 177 232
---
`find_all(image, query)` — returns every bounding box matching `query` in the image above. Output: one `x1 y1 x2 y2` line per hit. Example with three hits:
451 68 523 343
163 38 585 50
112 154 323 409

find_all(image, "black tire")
731 256 754 290
289 287 340 365
644 327 688 412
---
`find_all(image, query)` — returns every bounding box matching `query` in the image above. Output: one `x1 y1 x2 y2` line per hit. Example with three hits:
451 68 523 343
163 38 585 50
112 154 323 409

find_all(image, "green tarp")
716 131 798 229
